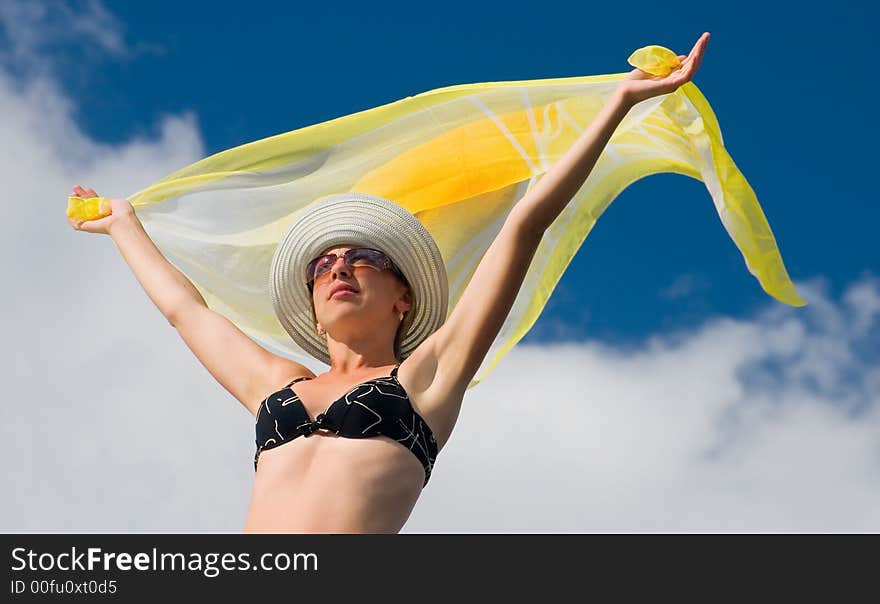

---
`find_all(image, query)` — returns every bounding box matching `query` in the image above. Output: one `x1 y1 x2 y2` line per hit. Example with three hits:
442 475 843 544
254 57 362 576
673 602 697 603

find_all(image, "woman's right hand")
67 185 135 236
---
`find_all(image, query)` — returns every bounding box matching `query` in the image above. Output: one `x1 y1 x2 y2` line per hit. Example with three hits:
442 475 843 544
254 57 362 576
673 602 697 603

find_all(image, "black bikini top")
254 365 438 487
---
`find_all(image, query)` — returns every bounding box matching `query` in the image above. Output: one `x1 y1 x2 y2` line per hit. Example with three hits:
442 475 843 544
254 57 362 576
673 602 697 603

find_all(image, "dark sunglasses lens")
305 255 332 283
348 248 387 269
303 248 395 285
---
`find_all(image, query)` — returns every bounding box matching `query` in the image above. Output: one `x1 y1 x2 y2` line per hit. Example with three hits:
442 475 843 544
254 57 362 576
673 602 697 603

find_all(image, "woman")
68 33 709 533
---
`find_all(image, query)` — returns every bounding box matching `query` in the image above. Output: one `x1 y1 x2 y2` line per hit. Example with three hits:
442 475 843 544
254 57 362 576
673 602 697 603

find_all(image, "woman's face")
310 245 412 338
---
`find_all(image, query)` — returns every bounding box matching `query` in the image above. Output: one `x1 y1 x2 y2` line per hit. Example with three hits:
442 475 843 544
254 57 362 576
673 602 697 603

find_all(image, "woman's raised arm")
414 33 711 397
69 185 206 322
68 185 311 414
512 32 709 235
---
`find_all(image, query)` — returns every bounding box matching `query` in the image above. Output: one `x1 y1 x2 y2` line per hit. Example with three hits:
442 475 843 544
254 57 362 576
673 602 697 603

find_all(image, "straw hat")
269 192 449 365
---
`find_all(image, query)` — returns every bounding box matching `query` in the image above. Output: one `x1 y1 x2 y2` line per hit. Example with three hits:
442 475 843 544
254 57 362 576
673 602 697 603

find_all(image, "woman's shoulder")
250 358 317 413
270 358 318 384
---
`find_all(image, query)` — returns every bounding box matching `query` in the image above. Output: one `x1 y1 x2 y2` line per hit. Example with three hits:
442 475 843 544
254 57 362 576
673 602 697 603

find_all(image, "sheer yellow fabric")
627 45 682 76
67 195 111 221
124 69 805 389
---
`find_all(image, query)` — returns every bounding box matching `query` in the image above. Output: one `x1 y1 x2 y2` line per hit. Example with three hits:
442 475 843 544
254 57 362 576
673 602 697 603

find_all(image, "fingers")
69 184 97 231
688 32 710 59
72 184 97 198
685 32 709 76
670 34 708 84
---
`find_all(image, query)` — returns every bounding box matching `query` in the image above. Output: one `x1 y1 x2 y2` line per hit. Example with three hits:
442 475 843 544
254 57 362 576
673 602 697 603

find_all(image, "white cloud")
2 2 878 533
407 275 880 532
0 3 205 532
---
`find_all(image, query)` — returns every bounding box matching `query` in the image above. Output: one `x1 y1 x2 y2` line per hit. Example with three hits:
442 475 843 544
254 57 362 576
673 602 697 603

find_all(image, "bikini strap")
286 375 313 387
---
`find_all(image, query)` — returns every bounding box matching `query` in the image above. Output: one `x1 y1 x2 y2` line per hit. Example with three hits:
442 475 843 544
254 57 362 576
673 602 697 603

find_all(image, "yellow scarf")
82 56 805 387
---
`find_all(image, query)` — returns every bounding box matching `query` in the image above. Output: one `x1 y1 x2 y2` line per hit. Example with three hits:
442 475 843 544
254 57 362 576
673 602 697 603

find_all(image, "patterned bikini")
254 365 438 487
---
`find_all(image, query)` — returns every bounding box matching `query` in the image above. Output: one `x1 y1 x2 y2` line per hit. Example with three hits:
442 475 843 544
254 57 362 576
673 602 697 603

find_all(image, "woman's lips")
330 289 357 299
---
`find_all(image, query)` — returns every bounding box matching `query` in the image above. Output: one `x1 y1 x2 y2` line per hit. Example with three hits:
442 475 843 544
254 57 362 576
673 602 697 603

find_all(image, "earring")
317 325 325 335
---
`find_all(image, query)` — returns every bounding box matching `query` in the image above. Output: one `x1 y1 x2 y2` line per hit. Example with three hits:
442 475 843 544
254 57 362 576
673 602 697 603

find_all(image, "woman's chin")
322 307 367 326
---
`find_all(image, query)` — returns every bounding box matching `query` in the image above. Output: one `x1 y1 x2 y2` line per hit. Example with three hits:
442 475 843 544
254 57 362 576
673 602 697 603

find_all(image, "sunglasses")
305 247 408 290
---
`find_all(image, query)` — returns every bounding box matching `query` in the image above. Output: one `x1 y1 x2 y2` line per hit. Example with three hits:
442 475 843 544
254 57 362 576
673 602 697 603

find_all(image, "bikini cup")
254 364 438 486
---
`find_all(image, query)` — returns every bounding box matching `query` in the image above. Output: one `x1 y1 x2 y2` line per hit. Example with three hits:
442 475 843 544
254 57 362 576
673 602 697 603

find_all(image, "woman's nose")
330 255 351 277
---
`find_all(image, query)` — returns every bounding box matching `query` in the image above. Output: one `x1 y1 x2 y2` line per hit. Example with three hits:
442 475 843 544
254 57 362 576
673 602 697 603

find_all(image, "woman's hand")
67 185 135 236
618 32 710 106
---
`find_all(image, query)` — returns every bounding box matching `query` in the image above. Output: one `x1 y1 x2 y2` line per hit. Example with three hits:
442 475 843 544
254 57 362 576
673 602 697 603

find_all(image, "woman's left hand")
618 32 710 106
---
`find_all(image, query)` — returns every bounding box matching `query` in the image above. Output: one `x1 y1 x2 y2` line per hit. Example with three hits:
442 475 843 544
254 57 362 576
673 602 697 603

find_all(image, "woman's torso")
244 361 455 533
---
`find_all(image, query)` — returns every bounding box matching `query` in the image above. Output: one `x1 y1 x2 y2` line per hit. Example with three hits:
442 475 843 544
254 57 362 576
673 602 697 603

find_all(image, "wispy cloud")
1 2 877 533
659 272 700 300
0 0 159 79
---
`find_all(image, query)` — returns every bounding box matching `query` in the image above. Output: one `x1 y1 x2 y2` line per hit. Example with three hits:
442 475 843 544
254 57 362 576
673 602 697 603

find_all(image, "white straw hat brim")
269 192 449 365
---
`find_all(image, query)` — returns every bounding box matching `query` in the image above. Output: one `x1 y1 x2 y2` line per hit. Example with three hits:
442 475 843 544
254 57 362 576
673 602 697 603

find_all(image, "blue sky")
25 0 878 345
3 1 879 532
